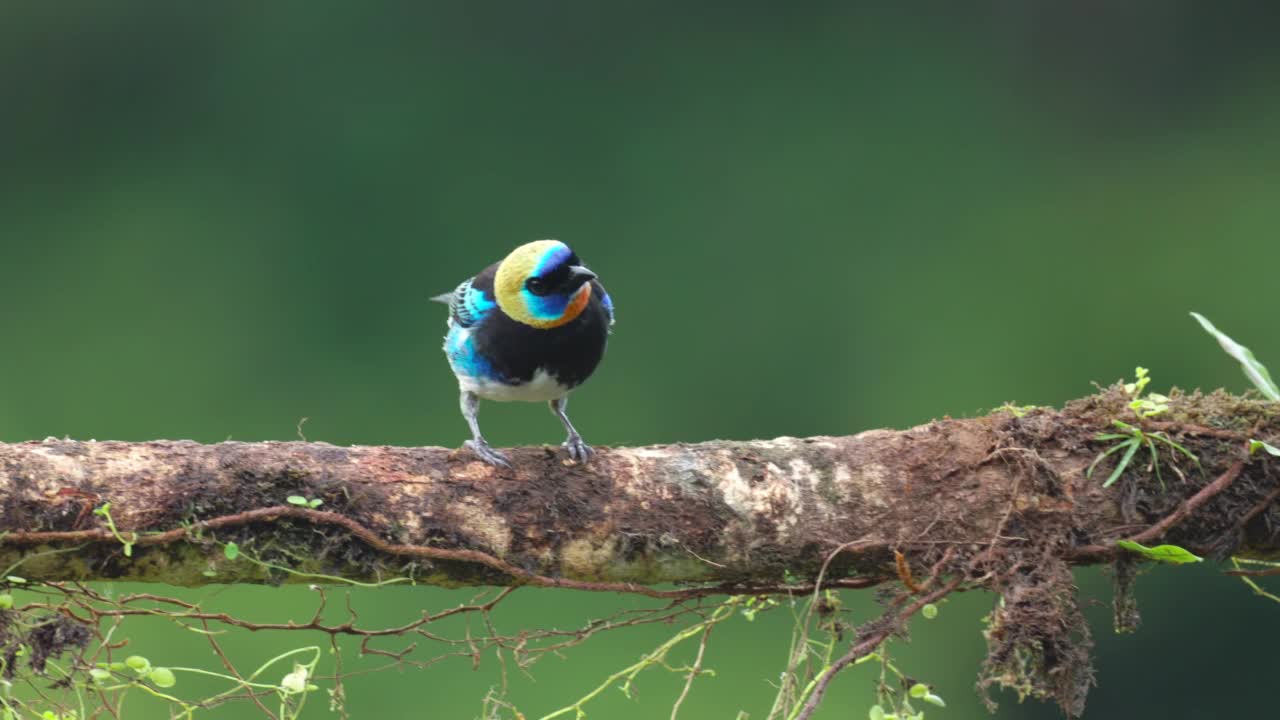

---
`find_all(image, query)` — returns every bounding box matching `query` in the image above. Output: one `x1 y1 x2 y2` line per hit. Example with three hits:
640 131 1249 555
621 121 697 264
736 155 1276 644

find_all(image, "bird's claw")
562 435 594 464
464 439 511 468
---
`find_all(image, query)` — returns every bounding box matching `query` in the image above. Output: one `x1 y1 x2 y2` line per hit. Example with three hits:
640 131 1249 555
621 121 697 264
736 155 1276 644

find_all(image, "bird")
432 240 614 467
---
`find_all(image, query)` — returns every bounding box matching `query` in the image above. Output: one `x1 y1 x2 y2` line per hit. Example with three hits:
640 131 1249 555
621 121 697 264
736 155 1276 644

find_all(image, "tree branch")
1 388 1276 590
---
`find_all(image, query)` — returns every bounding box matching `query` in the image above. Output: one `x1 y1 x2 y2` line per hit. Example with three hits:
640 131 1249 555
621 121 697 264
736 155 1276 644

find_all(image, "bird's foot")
464 439 511 468
562 434 594 464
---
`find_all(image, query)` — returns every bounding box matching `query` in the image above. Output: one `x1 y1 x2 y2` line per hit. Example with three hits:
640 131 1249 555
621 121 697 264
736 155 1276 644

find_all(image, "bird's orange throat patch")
541 282 592 329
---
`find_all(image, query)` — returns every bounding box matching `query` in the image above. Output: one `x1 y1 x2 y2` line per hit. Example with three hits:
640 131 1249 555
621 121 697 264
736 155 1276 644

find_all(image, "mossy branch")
0 385 1276 718
1 387 1275 590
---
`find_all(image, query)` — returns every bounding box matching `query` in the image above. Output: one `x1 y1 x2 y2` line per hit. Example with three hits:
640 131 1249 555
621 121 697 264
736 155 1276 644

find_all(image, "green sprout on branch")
1121 367 1169 418
1089 419 1197 489
1088 368 1197 489
92 503 137 557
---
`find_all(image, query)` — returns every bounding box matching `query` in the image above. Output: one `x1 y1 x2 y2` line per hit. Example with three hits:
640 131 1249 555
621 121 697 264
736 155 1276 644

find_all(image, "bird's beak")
568 265 597 282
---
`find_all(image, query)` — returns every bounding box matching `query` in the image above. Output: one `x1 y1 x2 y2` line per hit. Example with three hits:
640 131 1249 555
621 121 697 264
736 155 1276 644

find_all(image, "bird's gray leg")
549 396 592 463
460 390 510 468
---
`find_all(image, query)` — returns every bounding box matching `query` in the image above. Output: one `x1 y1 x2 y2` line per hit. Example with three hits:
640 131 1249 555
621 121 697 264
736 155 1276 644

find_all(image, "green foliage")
1115 540 1202 565
840 650 945 720
1089 419 1198 489
1088 368 1199 489
740 594 779 622
1191 312 1280 401
1249 439 1280 457
285 495 324 509
147 668 177 689
909 683 946 707
69 646 324 720
91 504 136 558
1123 367 1170 417
1230 558 1280 603
125 655 150 672
995 403 1041 418
214 539 409 588
537 598 738 719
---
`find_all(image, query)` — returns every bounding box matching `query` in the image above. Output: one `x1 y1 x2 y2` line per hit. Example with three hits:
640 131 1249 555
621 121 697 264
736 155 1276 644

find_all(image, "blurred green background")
2 1 1277 718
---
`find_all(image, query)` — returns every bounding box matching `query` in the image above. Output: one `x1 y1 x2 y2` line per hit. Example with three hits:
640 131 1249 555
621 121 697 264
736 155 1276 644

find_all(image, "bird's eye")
526 277 549 295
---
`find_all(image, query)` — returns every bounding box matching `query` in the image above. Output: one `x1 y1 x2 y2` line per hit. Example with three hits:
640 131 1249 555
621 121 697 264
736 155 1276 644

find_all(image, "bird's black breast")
469 273 611 389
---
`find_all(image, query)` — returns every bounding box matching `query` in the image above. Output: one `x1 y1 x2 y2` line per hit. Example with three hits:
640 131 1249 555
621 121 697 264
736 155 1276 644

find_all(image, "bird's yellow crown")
494 240 591 329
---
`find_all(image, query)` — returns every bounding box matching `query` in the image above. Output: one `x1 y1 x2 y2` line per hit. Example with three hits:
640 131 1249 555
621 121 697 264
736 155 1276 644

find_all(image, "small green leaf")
93 503 110 517
201 569 217 577
1116 540 1202 564
89 668 112 684
869 706 886 720
0 594 13 610
909 683 929 698
921 603 938 619
6 575 26 584
1103 439 1142 487
307 498 324 508
286 495 308 506
125 655 151 672
224 542 239 560
1191 312 1280 401
148 667 177 688
923 693 947 708
1250 440 1280 457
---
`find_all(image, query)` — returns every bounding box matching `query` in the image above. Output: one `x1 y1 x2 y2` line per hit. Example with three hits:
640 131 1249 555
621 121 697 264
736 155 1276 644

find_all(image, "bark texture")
1 388 1276 588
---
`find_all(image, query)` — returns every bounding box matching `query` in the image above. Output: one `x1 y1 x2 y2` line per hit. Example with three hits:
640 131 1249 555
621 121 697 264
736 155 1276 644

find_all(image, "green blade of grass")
1145 437 1165 491
1191 312 1280 401
1087 440 1133 478
1103 438 1142 488
1149 432 1200 464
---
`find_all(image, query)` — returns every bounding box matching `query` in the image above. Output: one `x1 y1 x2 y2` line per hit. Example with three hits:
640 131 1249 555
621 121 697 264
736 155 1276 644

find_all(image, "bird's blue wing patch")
449 278 497 328
444 323 498 381
600 288 615 328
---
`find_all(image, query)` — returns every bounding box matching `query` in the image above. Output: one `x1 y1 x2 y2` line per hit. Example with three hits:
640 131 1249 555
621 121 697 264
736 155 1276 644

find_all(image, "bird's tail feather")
430 292 454 305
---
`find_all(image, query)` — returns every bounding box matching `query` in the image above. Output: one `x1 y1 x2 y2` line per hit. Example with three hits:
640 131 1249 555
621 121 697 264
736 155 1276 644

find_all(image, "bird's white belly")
460 368 571 402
